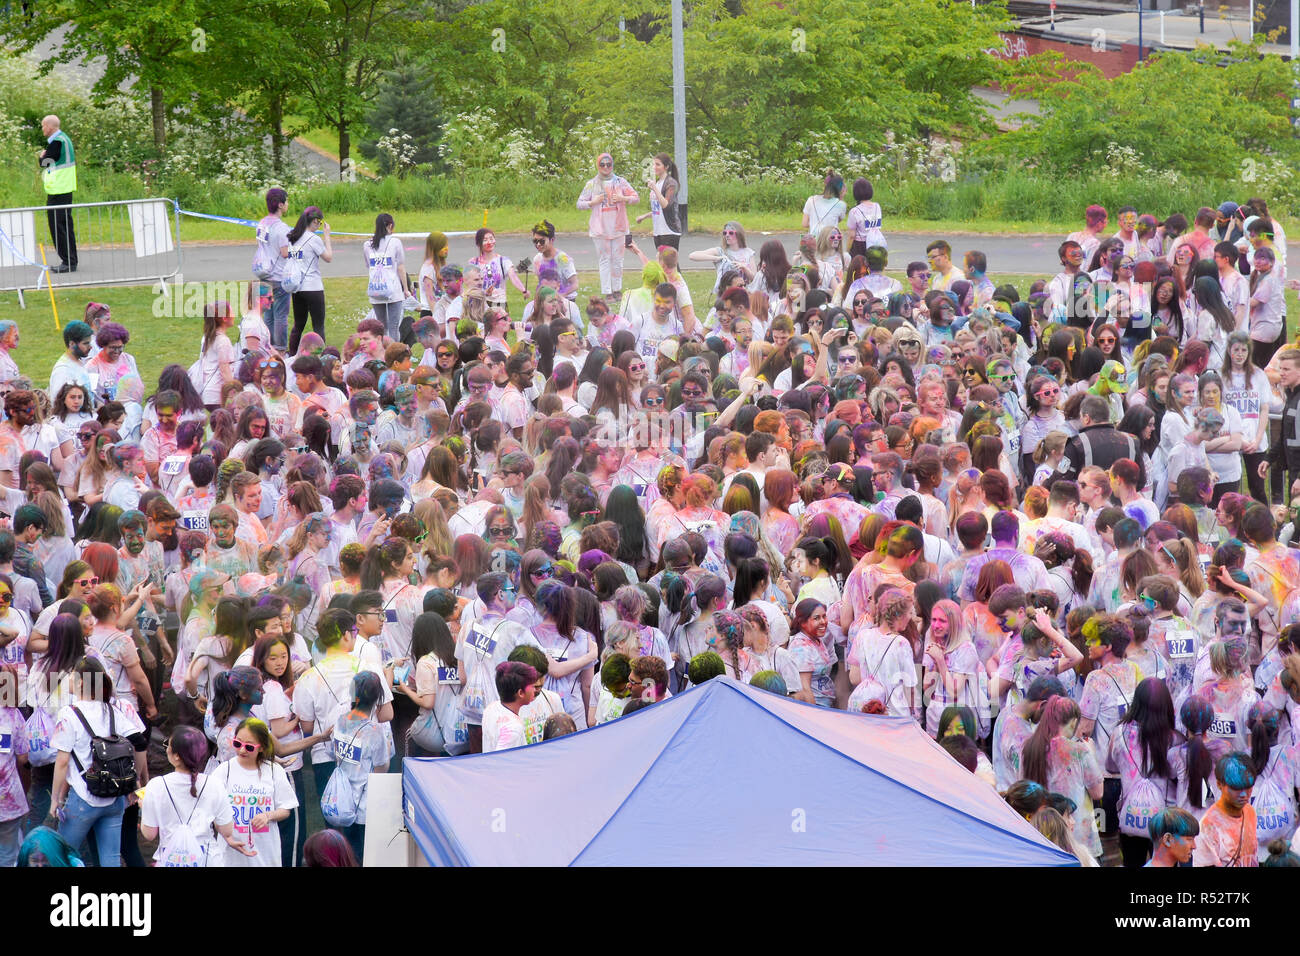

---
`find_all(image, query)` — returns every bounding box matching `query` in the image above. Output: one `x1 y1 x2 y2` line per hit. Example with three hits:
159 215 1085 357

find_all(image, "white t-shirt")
140 771 233 866
51 699 145 807
1223 366 1272 454
255 215 291 283
292 651 392 764
1205 403 1244 484
287 233 327 293
631 313 683 361
240 312 271 352
849 631 917 719
196 333 236 405
846 201 886 247
417 262 439 311
363 235 406 304
216 758 297 866
481 701 528 752
803 195 847 234
1250 271 1286 343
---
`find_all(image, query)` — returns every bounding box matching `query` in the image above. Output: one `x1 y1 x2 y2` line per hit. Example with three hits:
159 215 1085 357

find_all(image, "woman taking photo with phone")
635 152 680 251
577 153 639 300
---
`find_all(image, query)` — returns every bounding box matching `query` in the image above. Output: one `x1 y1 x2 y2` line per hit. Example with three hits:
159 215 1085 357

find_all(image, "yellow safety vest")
42 130 76 195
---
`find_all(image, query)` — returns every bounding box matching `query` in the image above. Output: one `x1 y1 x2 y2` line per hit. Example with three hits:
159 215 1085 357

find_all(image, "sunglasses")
853 298 869 306
722 230 737 236
643 396 664 406
1036 387 1061 399
629 363 646 372
681 388 705 398
75 576 100 588
0 593 12 606
532 566 554 577
436 351 455 359
532 237 547 246
488 526 513 537
837 355 857 364
230 740 260 753
258 360 282 369
1097 337 1116 345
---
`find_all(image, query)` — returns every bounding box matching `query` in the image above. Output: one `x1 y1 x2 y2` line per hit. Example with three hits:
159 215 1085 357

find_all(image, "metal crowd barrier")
0 197 183 307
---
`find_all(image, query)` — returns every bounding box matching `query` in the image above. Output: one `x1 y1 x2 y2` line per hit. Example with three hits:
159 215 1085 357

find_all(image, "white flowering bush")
376 129 418 176
1097 142 1183 188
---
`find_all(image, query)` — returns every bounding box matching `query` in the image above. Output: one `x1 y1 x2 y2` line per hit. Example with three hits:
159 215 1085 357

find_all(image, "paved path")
12 228 1300 291
3 230 1079 292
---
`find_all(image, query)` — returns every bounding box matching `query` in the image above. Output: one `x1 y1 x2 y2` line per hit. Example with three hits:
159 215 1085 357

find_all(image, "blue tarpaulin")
402 676 1078 866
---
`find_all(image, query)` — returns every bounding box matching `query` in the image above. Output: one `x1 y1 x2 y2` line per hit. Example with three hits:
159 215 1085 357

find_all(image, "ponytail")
1180 697 1215 809
1247 703 1280 777
1071 547 1094 599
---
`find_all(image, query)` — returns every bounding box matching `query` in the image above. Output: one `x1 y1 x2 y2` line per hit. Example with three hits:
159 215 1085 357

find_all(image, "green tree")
359 56 445 174
571 0 1016 166
0 0 216 149
223 0 321 177
985 42 1299 179
296 0 421 178
413 0 659 156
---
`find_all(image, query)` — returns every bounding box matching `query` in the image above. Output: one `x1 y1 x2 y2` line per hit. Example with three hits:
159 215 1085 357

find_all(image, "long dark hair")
756 239 790 295
1193 275 1234 336
1180 696 1216 809
411 612 456 668
603 485 647 566
1022 696 1080 788
39 612 86 676
370 213 394 252
733 557 770 607
1119 677 1174 778
1117 404 1157 457
1151 277 1184 342
287 206 323 245
653 151 679 184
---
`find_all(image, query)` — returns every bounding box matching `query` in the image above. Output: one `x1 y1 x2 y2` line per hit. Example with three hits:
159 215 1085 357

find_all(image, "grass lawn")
4 271 1298 390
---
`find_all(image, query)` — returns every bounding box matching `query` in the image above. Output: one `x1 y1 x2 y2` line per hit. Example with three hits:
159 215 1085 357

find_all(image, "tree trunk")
270 94 284 178
150 86 166 150
338 123 351 180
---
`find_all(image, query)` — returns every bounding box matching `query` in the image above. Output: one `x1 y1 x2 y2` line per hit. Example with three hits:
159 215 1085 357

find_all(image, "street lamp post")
671 0 688 233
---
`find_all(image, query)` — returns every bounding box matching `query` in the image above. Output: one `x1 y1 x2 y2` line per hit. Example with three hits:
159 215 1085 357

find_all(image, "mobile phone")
624 235 634 249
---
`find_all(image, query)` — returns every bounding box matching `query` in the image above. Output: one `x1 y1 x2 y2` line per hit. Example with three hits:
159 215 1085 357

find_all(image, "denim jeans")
27 762 53 830
59 791 126 867
269 281 292 349
0 816 22 867
282 768 308 868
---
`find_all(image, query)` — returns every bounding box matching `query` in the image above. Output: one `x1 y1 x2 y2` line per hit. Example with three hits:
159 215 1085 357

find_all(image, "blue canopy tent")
402 676 1077 866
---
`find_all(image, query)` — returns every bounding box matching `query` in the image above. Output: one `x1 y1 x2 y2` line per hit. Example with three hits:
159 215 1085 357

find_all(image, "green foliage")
573 0 1013 165
295 0 428 168
981 41 1300 187
359 57 446 174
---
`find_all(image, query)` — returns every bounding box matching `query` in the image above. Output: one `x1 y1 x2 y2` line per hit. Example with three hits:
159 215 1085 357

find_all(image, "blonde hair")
1033 431 1070 465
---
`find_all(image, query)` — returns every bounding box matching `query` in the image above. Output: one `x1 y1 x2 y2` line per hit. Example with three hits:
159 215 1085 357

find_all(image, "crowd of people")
0 166 1299 869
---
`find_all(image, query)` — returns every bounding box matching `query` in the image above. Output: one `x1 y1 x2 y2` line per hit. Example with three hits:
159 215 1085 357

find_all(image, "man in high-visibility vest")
36 114 77 273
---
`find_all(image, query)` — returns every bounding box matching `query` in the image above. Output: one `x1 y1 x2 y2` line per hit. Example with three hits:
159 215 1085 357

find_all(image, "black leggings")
290 290 326 354
1244 451 1269 504
653 233 680 250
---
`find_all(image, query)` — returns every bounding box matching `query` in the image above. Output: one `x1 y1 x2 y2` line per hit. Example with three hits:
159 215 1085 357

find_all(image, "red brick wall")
990 31 1142 78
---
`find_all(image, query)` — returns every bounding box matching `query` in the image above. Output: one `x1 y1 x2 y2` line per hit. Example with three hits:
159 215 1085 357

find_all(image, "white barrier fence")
0 197 183 307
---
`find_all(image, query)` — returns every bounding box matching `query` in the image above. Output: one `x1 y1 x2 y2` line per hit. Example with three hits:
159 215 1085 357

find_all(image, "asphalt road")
6 230 1093 294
